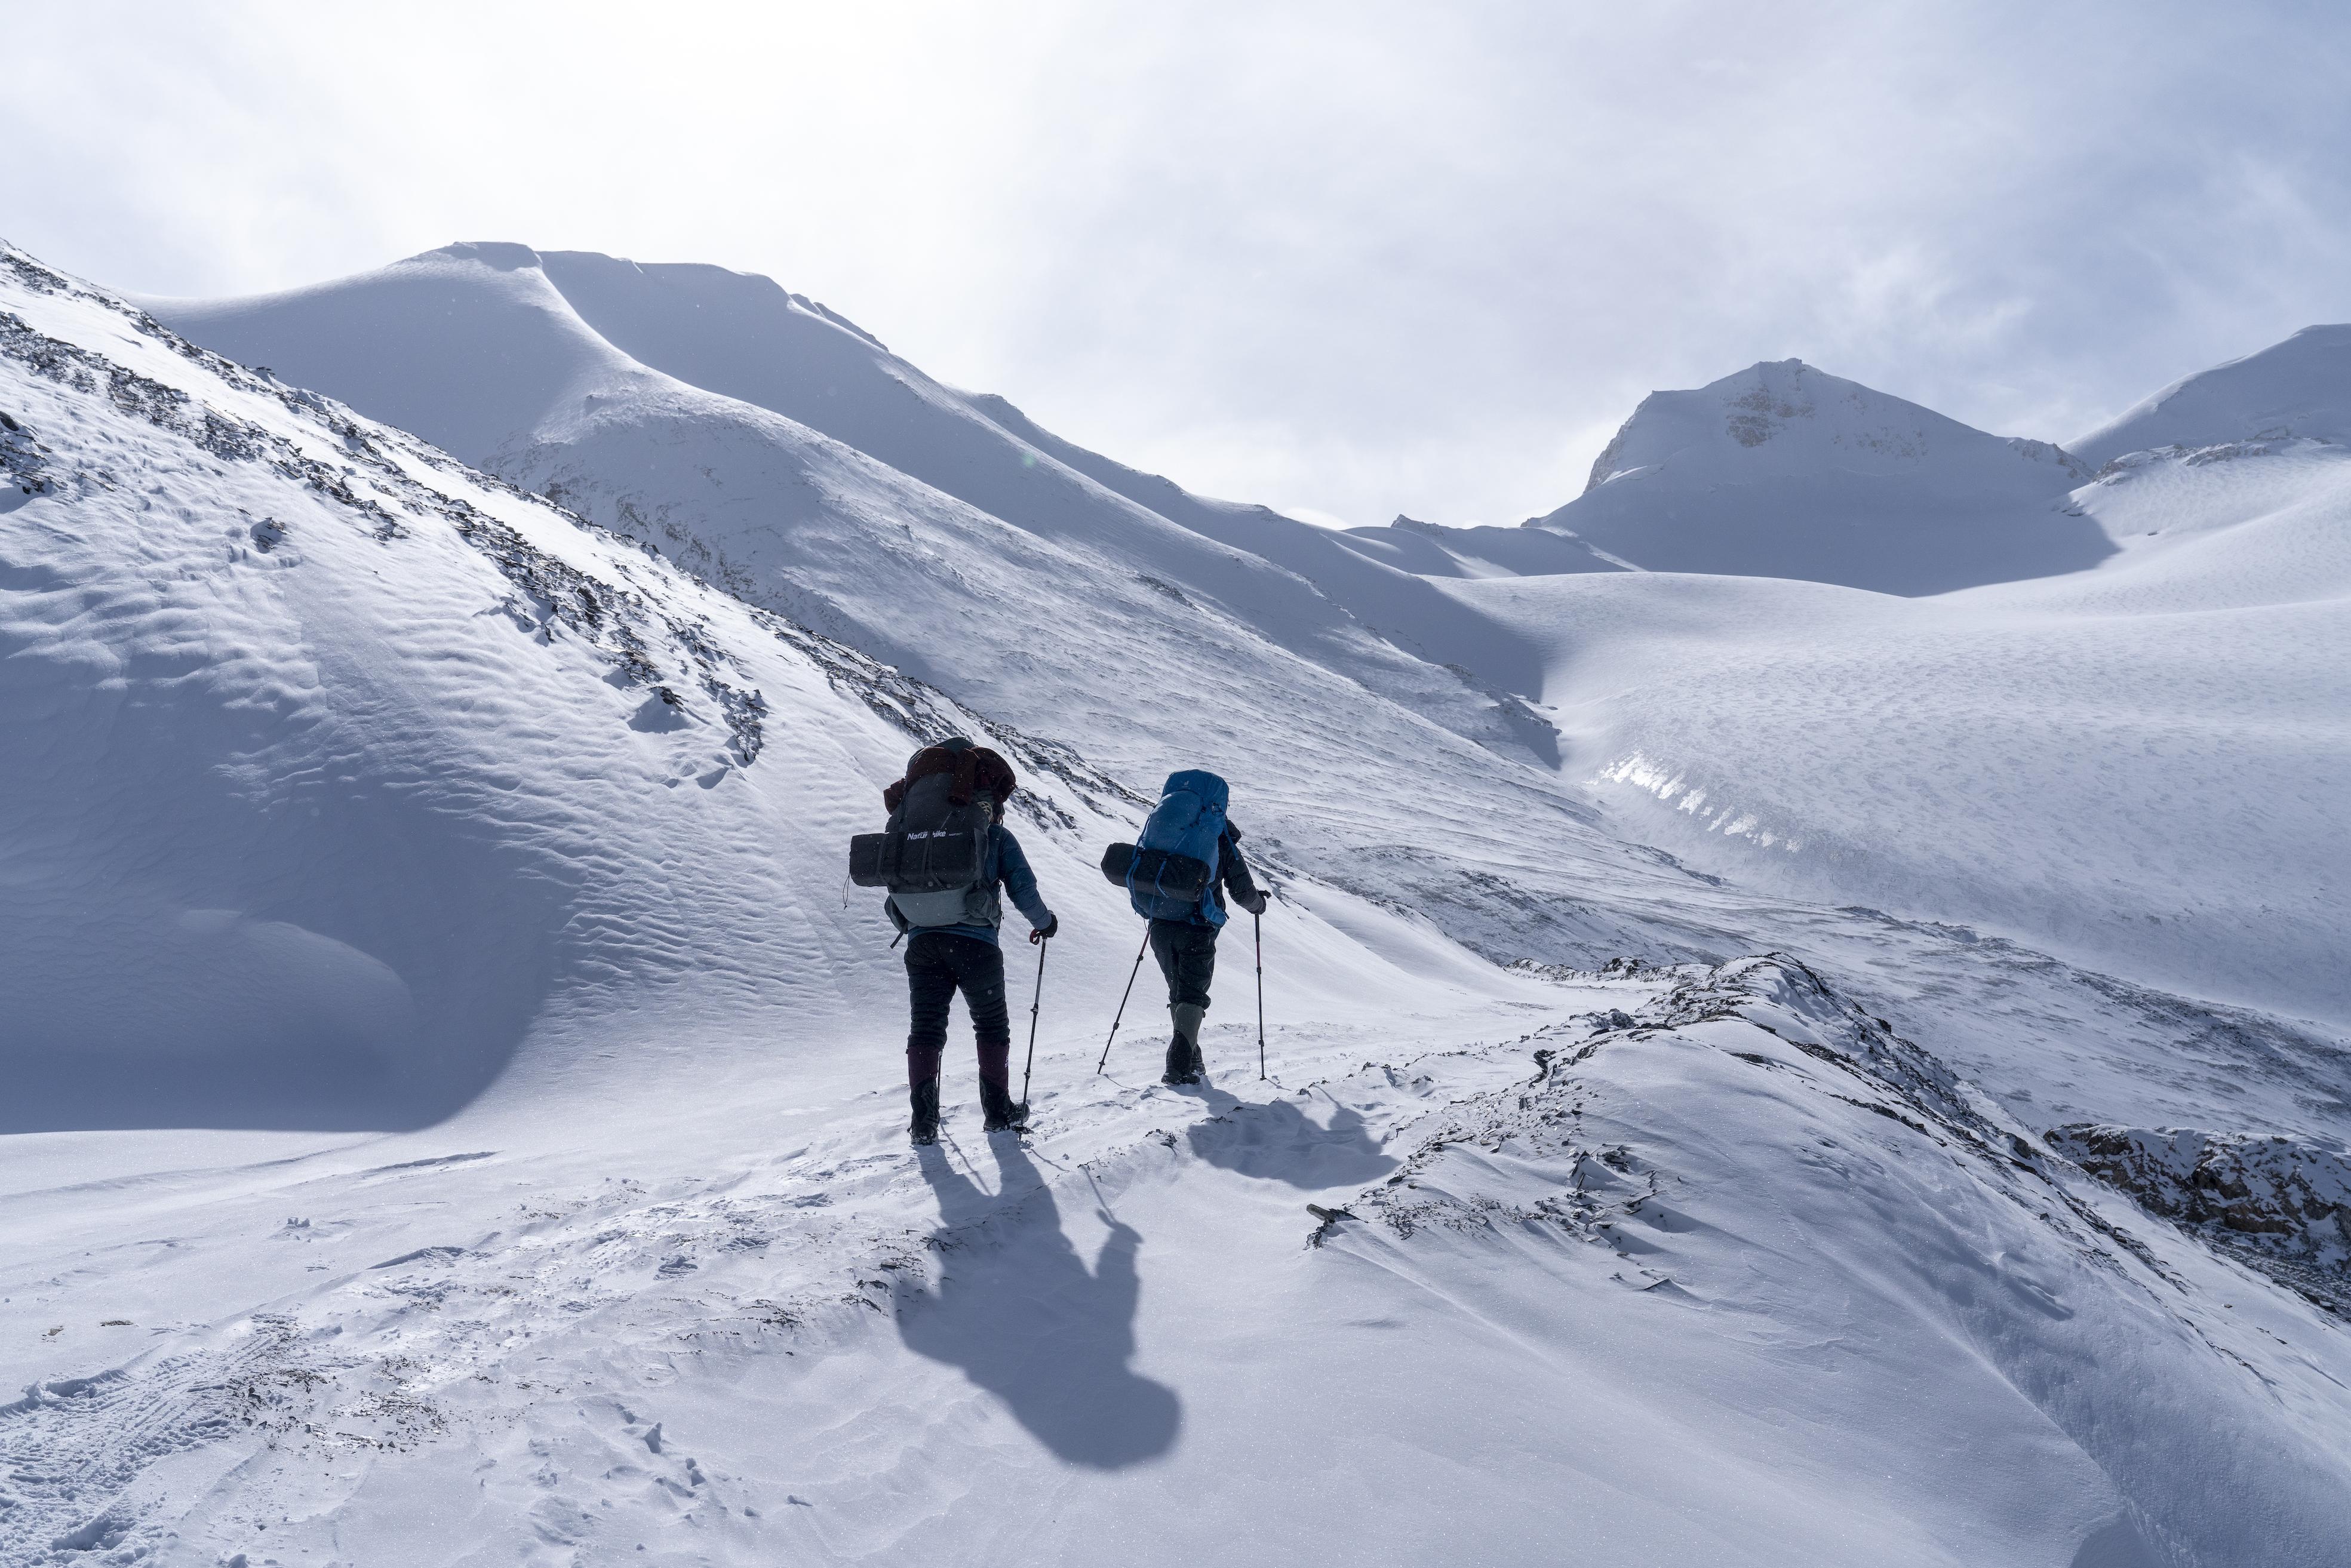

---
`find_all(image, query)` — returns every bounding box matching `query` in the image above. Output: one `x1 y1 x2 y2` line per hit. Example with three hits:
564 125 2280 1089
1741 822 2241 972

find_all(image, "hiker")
880 737 1058 1144
1129 770 1267 1086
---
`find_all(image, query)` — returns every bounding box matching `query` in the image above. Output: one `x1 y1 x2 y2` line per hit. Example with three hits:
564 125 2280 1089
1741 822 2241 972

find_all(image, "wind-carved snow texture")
0 1315 465 1560
0 248 768 764
1358 955 2026 1250
2051 1126 2351 1316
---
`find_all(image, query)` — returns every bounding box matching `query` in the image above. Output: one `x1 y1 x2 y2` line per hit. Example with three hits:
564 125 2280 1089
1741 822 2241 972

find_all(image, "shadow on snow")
1178 1079 1400 1189
898 1135 1181 1470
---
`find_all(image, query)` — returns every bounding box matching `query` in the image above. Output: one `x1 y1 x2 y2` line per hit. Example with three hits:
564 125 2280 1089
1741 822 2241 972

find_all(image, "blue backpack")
1127 770 1231 926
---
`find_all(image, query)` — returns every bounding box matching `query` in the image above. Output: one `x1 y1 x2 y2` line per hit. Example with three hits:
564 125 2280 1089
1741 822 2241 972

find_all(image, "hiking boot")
1164 1003 1208 1085
909 1077 941 1146
979 1079 1027 1133
1162 1035 1200 1086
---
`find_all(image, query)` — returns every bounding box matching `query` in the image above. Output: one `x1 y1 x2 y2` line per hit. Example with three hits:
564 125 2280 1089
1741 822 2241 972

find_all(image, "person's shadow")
898 1136 1181 1469
1172 1077 1399 1190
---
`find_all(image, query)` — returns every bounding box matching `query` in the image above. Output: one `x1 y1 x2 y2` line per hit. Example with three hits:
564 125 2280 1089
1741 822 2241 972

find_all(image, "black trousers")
1149 919 1219 1010
905 932 1010 1089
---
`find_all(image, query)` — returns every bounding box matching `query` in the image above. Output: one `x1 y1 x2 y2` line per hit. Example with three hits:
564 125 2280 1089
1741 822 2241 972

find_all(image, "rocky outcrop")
2051 1123 2351 1311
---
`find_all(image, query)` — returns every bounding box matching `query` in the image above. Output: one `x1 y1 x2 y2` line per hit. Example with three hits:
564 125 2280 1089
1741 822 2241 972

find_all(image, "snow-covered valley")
5 239 2349 1566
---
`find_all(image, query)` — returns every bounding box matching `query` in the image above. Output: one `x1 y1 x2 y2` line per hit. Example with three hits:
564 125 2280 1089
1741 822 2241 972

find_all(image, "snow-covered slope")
13 243 2351 1566
0 245 1140 1133
1526 358 2104 594
2074 324 2351 468
1442 431 2351 1027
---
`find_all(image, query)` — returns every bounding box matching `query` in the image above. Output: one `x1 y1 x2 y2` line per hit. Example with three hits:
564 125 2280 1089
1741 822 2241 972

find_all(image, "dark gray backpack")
847 741 1013 930
883 770 1000 928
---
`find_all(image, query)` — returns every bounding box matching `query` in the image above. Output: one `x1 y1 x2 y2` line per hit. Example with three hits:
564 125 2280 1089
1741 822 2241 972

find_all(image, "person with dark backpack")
855 736 1058 1144
1120 770 1266 1086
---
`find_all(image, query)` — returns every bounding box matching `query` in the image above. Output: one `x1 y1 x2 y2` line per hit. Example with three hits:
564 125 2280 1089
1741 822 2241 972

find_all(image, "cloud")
10 1 2351 525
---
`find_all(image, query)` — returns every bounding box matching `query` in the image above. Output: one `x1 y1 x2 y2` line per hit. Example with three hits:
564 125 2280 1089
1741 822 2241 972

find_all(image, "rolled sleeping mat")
1125 845 1212 900
849 827 987 891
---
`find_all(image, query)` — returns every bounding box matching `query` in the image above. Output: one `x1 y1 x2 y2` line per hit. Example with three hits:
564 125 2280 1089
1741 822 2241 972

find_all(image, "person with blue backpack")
862 737 1059 1145
1120 770 1267 1086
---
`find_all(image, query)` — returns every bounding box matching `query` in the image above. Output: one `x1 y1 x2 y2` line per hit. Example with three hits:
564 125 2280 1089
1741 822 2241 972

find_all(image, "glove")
1241 890 1268 917
1029 914 1059 943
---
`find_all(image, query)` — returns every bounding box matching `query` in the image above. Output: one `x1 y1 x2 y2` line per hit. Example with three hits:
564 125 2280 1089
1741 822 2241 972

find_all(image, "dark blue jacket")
1179 824 1263 930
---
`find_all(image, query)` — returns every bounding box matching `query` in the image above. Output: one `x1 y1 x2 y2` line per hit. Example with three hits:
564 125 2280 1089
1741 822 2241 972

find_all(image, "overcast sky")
10 1 2351 527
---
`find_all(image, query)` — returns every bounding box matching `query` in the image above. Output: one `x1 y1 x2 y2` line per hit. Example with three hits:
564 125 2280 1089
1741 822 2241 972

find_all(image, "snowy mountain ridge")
2073 322 2351 468
146 241 1602 776
6 238 2351 1565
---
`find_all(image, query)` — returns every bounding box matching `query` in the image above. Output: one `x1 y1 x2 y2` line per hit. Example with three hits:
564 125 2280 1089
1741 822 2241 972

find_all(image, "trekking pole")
1020 937 1047 1110
1255 910 1267 1080
1097 930 1152 1074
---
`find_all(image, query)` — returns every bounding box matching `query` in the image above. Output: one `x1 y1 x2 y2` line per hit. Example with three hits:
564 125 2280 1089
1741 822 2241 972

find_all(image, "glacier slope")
1446 435 2351 1032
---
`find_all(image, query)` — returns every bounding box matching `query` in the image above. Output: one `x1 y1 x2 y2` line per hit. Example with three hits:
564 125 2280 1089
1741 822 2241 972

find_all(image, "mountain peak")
1582 358 2052 496
1548 358 2101 595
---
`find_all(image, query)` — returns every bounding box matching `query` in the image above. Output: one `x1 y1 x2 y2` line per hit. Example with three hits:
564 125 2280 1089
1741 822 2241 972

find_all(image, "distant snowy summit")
1525 358 2103 596
2071 322 2351 468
